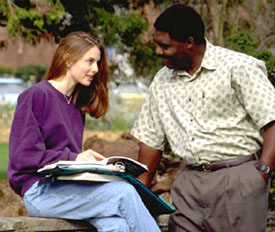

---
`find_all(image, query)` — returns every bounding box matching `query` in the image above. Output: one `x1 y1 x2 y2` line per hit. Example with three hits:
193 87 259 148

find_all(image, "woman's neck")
48 77 76 96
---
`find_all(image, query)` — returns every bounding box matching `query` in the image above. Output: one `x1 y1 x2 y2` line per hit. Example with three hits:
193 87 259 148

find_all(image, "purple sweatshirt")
8 81 84 197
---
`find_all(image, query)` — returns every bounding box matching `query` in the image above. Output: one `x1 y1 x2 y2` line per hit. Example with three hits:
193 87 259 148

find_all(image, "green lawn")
0 142 8 179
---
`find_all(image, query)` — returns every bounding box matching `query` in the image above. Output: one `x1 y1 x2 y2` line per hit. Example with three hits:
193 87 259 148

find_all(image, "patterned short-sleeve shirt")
131 40 275 165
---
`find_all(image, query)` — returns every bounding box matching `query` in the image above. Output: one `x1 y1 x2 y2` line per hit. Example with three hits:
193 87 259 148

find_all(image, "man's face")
154 30 191 70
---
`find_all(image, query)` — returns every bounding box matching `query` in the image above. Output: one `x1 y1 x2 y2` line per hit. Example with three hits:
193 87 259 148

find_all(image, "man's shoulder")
213 45 263 67
153 66 174 82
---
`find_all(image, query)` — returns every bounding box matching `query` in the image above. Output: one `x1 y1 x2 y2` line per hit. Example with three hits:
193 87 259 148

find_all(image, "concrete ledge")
0 217 97 232
0 213 274 232
0 216 168 232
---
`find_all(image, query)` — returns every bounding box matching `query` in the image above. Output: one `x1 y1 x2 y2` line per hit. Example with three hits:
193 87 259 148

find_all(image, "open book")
38 156 148 177
38 157 175 216
57 172 128 183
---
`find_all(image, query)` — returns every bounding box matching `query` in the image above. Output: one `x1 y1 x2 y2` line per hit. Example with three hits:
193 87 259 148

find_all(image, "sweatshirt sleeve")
9 87 78 177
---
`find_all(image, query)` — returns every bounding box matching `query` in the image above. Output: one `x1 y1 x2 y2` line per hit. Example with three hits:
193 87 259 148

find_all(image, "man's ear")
185 37 195 49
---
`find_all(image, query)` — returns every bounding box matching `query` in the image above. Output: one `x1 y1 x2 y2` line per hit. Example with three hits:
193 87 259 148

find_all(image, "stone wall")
0 27 56 71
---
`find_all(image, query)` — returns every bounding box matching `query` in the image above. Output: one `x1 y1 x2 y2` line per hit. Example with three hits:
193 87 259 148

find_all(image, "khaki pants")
169 160 269 232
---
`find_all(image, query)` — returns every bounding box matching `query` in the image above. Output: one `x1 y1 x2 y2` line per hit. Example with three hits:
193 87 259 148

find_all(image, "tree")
0 0 274 79
0 0 66 44
0 0 150 79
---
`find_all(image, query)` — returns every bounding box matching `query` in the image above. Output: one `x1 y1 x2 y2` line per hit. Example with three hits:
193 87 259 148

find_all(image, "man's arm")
259 122 275 182
137 143 162 187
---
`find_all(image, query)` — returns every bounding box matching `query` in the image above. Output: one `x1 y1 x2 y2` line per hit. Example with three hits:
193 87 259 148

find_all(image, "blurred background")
0 0 274 208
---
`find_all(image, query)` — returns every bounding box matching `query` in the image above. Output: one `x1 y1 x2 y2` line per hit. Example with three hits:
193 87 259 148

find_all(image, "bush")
255 50 275 72
269 171 275 210
226 25 275 71
0 66 13 76
15 64 48 84
0 103 16 127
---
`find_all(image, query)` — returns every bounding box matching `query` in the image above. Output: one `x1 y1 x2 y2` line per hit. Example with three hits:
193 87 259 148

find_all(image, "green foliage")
226 25 275 71
0 143 8 180
0 66 13 75
0 103 16 127
226 25 259 53
94 7 147 47
0 0 151 77
0 0 9 21
130 41 163 78
255 50 275 71
15 64 48 84
269 171 275 209
1 0 66 43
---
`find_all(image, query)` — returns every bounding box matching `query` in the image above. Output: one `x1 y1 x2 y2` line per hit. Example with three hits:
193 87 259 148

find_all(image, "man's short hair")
154 4 205 44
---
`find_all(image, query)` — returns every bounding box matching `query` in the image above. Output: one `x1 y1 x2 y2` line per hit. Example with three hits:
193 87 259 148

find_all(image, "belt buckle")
202 162 211 172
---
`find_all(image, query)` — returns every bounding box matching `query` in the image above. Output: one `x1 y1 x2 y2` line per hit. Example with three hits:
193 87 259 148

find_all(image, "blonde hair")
45 31 109 118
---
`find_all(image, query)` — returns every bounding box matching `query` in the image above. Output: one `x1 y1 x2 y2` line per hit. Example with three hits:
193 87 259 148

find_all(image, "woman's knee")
114 182 140 201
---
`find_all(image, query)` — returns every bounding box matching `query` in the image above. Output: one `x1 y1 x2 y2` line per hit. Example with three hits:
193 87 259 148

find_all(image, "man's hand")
76 149 106 161
260 121 275 184
257 169 270 183
137 143 162 188
138 172 152 187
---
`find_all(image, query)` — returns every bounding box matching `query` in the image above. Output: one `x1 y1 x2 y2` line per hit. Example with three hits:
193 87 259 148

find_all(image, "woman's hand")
76 149 106 161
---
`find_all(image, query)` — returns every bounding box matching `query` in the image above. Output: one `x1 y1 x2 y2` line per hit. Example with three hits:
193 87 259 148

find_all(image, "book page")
57 172 127 183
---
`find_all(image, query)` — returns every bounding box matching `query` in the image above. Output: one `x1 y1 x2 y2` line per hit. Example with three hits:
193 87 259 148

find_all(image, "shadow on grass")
0 170 7 180
0 142 8 180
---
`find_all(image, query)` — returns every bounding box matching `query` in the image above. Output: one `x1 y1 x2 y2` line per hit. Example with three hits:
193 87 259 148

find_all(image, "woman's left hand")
76 149 106 161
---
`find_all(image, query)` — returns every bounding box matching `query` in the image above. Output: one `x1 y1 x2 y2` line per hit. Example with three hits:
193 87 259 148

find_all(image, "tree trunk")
205 0 228 46
250 0 262 32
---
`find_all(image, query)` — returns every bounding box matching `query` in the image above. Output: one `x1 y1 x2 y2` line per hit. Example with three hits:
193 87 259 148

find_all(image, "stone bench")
0 217 96 232
0 213 274 232
0 215 169 232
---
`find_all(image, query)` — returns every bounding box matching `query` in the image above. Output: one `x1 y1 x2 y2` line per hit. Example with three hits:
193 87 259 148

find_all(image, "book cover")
38 156 148 177
38 160 175 216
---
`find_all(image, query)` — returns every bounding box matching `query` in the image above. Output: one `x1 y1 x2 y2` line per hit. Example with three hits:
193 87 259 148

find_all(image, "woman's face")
68 46 101 87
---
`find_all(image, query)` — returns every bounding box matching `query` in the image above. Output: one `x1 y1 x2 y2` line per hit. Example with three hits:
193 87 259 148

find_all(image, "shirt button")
189 98 191 101
190 119 193 122
191 138 195 141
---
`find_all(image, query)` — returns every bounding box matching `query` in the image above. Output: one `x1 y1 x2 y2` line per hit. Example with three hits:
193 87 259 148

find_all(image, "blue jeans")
23 180 161 232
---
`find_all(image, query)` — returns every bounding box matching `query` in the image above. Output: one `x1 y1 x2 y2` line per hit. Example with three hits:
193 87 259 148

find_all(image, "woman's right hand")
76 149 106 162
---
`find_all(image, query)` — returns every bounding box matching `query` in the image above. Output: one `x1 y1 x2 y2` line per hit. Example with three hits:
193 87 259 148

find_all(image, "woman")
8 31 160 232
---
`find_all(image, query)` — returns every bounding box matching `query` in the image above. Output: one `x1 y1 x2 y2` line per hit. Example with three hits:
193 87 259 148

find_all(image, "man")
131 4 275 232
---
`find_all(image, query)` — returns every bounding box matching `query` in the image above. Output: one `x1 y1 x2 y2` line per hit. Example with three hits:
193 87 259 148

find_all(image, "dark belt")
187 151 261 172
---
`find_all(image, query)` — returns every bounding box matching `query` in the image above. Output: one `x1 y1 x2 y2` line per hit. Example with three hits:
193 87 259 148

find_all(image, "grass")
0 142 8 179
85 117 132 131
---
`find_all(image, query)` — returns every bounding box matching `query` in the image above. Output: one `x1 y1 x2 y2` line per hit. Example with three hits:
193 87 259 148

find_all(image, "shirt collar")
174 39 217 79
200 39 217 71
